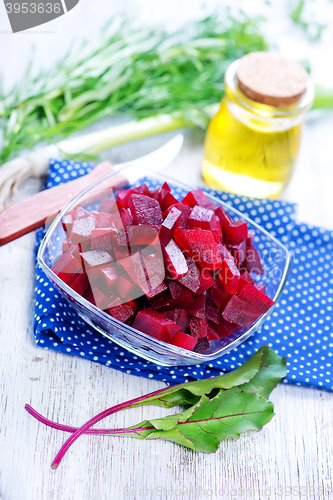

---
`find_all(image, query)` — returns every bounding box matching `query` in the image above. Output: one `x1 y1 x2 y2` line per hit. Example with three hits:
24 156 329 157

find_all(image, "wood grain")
0 162 128 246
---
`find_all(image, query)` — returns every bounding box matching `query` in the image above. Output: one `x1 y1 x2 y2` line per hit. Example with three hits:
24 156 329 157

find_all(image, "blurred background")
1 0 333 226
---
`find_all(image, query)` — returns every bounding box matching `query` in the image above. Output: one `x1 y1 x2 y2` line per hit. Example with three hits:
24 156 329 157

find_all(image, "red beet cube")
211 283 229 309
90 228 113 253
68 272 90 296
193 337 210 353
164 203 191 229
128 194 163 226
93 212 118 230
127 225 160 246
177 253 202 293
186 295 205 319
119 208 133 227
62 237 72 253
116 275 138 299
226 240 247 266
133 309 180 342
98 197 117 214
224 220 248 243
162 239 188 279
71 215 95 245
189 205 216 231
215 205 233 230
159 207 182 247
62 213 74 235
218 257 240 295
244 243 264 275
208 319 239 339
205 292 220 324
170 331 197 351
196 265 215 295
222 295 258 328
160 191 178 212
174 229 222 271
52 253 83 284
173 309 190 333
96 266 122 292
109 300 139 322
81 249 114 271
189 317 208 338
237 279 274 315
182 189 216 211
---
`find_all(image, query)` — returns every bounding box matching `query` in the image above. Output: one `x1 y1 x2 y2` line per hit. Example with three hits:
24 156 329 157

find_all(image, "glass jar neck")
224 59 314 133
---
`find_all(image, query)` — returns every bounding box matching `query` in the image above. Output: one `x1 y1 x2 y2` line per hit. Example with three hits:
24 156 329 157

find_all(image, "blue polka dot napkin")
34 159 333 391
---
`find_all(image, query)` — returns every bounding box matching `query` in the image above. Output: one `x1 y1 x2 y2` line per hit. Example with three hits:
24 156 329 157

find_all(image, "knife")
0 134 184 246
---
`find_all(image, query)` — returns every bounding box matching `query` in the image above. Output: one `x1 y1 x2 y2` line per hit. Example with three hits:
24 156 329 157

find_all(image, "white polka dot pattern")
33 159 333 390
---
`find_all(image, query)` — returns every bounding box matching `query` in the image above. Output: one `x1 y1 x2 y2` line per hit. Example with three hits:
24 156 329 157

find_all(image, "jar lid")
237 52 308 107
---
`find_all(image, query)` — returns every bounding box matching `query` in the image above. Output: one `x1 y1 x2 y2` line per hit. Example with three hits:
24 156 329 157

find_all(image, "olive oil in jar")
202 53 314 198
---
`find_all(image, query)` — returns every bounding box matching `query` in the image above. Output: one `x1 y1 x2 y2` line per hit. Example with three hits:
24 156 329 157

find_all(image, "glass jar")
202 59 314 198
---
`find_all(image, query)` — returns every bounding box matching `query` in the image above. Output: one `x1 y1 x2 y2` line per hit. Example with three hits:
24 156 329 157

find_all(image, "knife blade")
0 134 184 246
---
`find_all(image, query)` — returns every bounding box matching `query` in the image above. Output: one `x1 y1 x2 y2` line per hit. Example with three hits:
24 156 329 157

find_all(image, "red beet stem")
34 383 176 469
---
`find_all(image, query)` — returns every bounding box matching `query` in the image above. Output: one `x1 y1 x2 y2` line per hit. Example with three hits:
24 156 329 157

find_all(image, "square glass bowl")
38 165 291 366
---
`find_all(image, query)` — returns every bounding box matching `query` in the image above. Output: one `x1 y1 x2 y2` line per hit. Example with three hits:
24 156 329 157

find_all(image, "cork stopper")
237 52 308 107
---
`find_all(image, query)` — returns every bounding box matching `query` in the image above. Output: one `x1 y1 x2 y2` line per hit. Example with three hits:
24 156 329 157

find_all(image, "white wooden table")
1 1 333 498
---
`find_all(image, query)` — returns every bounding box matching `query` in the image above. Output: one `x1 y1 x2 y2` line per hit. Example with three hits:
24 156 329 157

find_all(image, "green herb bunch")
0 13 268 165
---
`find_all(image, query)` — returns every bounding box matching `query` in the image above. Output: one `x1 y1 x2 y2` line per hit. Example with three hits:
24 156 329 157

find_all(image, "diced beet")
144 275 168 299
119 208 133 227
81 249 114 271
108 300 139 322
244 243 265 275
113 229 129 247
98 197 117 214
205 292 220 324
127 225 160 246
93 212 118 231
170 331 197 351
141 249 165 280
186 295 205 319
62 237 71 253
240 270 257 286
174 229 222 271
162 308 190 333
159 207 182 247
188 205 215 231
52 253 83 284
116 275 138 299
128 194 163 226
222 295 259 328
177 253 201 293
113 245 131 262
237 279 274 315
160 191 178 212
117 189 131 209
133 309 180 342
208 318 239 338
88 286 120 310
72 207 91 221
182 189 216 211
215 205 233 230
218 257 240 295
95 266 121 292
211 283 229 309
119 252 146 288
226 240 247 266
218 243 234 260
163 203 191 229
162 239 188 280
71 215 95 245
62 213 74 235
90 228 113 253
189 317 208 338
193 337 210 353
149 286 193 311
196 265 215 295
211 214 223 243
224 220 248 243
108 303 133 322
68 272 90 296
173 309 190 333
168 280 184 299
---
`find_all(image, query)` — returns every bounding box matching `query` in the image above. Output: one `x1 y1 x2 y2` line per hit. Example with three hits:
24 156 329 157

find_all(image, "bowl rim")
37 165 291 363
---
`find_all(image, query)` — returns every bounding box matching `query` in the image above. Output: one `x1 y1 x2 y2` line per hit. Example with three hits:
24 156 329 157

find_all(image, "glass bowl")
37 165 291 366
